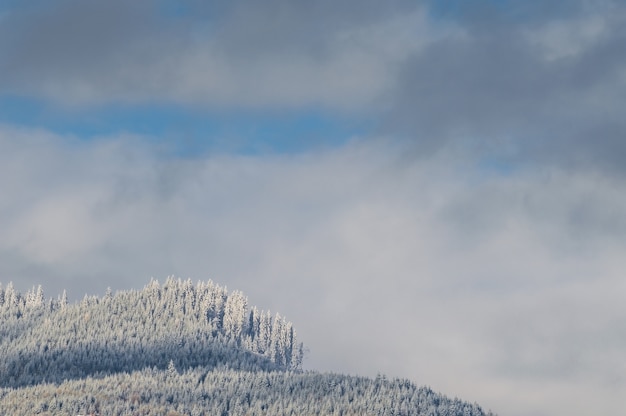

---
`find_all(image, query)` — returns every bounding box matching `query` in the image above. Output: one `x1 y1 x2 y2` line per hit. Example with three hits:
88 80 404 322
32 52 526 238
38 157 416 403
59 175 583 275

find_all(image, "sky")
1 0 625 414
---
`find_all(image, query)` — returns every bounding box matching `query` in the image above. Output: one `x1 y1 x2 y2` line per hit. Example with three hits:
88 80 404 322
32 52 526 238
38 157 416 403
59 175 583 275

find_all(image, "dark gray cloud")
386 0 626 171
1 0 157 80
0 0 420 108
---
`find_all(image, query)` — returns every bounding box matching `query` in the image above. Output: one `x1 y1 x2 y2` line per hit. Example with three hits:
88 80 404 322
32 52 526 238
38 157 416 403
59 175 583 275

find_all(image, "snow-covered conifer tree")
223 290 248 341
167 360 178 378
5 282 19 310
59 289 68 311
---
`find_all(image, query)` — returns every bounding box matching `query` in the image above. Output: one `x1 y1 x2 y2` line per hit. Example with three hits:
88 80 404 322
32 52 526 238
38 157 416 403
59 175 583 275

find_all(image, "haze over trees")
0 278 495 415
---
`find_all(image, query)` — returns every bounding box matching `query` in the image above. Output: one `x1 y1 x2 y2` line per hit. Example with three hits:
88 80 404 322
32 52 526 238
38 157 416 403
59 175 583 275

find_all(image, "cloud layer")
2 132 625 415
2 0 625 173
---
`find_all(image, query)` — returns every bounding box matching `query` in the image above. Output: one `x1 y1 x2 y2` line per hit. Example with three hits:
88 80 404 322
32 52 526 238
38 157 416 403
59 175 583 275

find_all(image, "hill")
0 278 495 415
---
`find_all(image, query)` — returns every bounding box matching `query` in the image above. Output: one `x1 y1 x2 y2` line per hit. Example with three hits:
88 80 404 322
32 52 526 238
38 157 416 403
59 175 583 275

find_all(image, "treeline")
0 366 494 416
0 278 303 388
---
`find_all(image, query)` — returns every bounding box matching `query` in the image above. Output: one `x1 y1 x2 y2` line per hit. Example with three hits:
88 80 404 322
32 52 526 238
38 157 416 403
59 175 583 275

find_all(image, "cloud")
3 0 625 175
0 0 431 110
386 0 626 172
1 130 625 415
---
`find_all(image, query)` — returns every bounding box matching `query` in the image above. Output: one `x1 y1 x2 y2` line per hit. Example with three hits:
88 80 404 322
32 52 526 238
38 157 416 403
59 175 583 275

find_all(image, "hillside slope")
0 278 301 388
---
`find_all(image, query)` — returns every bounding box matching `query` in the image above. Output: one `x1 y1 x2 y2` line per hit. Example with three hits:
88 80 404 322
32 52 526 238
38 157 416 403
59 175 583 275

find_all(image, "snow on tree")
223 290 248 341
0 277 495 416
4 282 19 309
0 278 304 390
167 360 178 378
59 289 68 311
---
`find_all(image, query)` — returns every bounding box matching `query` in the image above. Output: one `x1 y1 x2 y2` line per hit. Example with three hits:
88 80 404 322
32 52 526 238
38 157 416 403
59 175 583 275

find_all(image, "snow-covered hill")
0 279 495 416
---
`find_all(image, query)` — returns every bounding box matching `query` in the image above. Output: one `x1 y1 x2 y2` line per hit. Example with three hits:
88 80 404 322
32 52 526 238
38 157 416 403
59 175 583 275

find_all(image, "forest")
0 278 495 416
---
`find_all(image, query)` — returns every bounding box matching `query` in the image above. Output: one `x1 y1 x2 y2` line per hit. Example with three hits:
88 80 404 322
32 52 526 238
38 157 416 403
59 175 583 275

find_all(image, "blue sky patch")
0 95 370 157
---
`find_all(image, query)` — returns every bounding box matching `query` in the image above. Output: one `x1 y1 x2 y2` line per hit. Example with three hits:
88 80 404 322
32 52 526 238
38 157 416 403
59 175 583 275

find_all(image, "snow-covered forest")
0 278 495 415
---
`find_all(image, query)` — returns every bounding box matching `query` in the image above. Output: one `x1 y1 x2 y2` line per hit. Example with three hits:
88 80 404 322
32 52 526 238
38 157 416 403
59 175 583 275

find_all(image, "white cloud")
1 130 625 415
